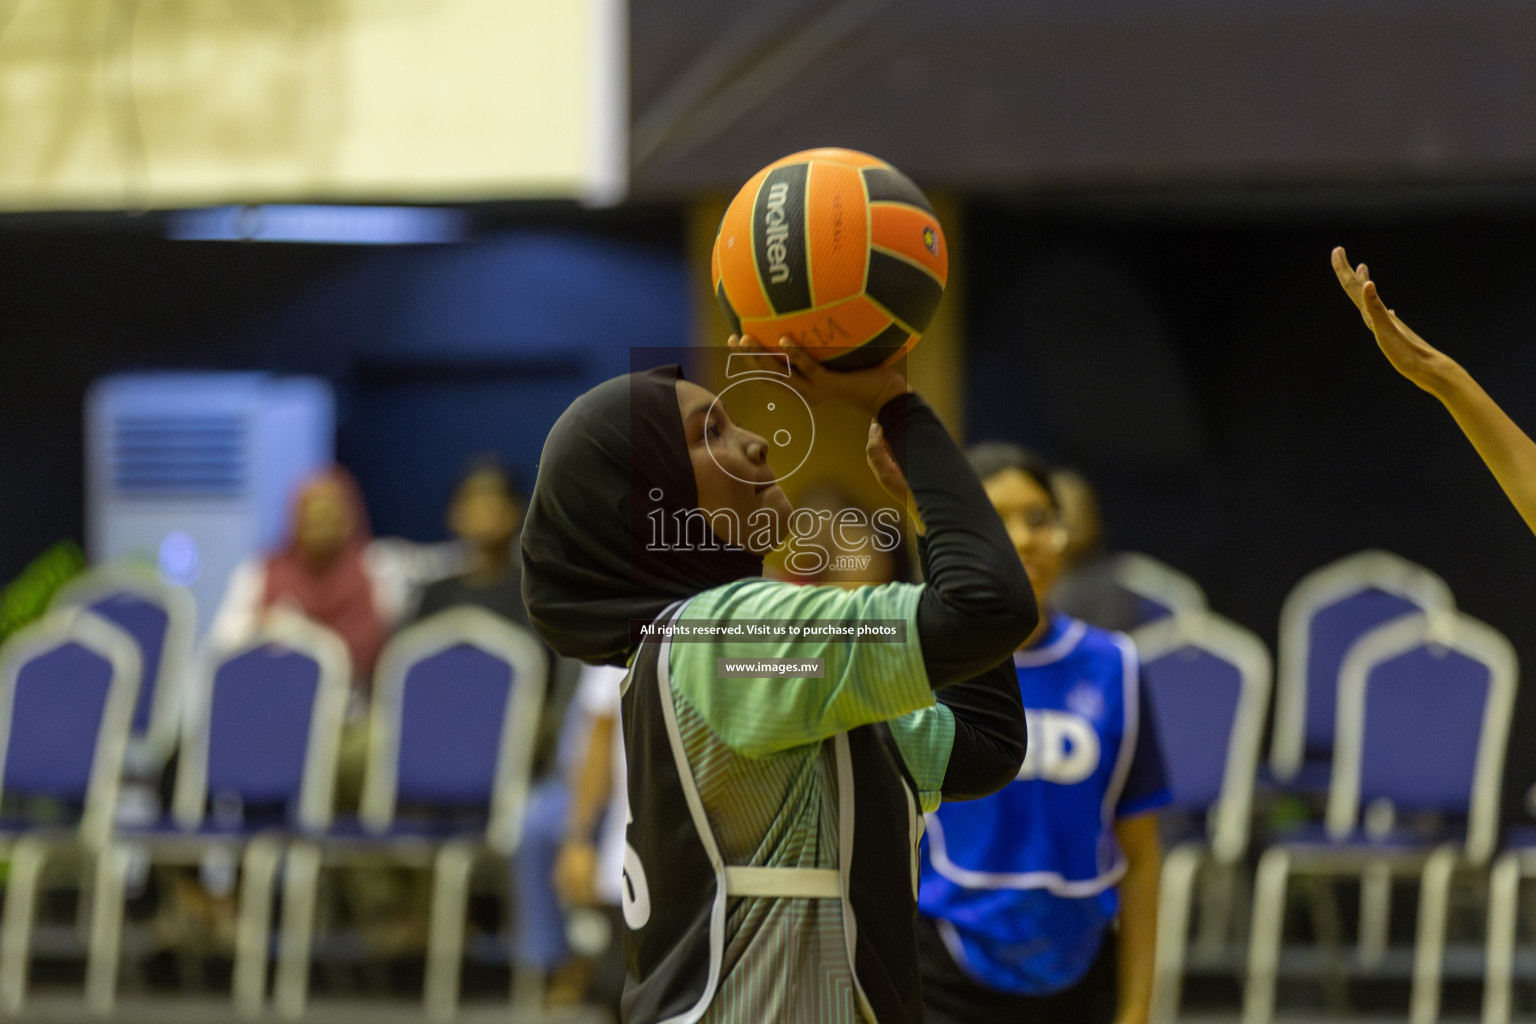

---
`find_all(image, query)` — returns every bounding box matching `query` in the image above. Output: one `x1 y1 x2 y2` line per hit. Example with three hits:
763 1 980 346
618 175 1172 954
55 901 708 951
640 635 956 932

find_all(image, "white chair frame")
1132 611 1271 1024
0 609 141 1012
1483 845 1536 1024
1270 550 1454 785
53 561 197 775
84 613 350 1016
273 607 546 1022
1111 552 1208 623
1244 611 1516 1024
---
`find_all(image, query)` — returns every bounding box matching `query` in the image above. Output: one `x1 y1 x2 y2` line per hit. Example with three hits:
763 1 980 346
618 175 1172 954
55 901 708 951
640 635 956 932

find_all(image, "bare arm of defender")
1333 246 1536 538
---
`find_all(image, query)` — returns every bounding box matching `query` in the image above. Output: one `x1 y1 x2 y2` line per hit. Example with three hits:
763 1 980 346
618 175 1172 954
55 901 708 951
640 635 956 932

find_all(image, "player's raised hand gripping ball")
712 148 948 370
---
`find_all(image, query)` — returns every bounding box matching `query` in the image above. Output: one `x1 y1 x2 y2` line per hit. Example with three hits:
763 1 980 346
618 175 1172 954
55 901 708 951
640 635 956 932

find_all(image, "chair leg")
1484 852 1523 1024
75 856 95 946
85 844 132 1016
511 964 545 1012
311 876 353 998
424 842 477 1023
1152 843 1203 1024
1299 874 1351 1011
1411 846 1459 1024
1193 859 1237 960
274 843 322 1022
1243 847 1291 1024
1359 861 1393 970
234 838 282 1019
0 838 52 1013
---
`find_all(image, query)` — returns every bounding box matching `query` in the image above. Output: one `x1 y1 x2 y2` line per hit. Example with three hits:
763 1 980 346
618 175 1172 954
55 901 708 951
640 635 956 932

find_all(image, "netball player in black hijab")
520 363 768 665
522 339 1034 1024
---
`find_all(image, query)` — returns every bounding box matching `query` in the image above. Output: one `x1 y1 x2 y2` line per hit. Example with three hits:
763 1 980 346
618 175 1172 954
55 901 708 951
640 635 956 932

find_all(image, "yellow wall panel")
0 0 625 210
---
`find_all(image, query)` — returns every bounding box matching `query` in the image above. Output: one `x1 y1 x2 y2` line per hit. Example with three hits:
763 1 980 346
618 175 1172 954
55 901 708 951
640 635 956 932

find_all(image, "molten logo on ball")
763 182 792 285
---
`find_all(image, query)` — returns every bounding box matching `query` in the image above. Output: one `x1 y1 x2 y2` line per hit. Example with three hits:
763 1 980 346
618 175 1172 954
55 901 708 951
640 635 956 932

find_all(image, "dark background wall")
629 0 1536 196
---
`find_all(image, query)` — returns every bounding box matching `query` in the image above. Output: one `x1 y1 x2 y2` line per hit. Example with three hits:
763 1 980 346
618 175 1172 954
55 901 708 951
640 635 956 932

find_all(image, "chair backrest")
1133 611 1271 862
361 607 545 854
1326 611 1516 863
173 611 350 832
1110 552 1208 628
52 563 196 769
1270 550 1454 784
0 610 141 846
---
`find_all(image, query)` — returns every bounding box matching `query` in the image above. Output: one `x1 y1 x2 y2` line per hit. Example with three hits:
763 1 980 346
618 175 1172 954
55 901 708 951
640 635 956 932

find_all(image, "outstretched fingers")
1331 246 1355 287
1331 246 1376 328
1331 246 1359 295
1361 280 1386 315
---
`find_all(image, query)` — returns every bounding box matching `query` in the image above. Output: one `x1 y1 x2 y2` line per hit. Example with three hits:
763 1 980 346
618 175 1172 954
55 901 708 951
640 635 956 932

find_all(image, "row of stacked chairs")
0 563 546 1020
3 551 1531 1021
1110 549 1525 1024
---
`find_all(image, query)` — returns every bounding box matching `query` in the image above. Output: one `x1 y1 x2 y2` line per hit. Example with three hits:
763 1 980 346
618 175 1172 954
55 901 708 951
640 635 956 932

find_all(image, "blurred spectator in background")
414 457 529 625
398 458 594 980
412 456 582 776
1047 467 1144 633
189 468 406 955
536 662 628 1012
411 457 583 776
210 465 406 687
1053 468 1104 572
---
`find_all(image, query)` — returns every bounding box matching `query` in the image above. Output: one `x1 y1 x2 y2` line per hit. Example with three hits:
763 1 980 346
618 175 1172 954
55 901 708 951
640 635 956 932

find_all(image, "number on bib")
621 805 651 929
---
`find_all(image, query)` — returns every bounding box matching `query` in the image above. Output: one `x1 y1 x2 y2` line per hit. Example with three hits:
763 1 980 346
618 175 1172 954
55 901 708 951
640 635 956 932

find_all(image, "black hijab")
520 365 764 665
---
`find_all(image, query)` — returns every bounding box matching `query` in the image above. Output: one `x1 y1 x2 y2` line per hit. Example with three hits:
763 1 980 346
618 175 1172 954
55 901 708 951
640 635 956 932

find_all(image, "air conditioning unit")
86 373 334 636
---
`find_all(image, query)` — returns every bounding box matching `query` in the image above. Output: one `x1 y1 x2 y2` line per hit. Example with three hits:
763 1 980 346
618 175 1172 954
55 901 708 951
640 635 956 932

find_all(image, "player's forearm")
1427 361 1536 538
935 655 1027 799
878 394 1036 686
911 531 1027 794
1114 850 1160 1024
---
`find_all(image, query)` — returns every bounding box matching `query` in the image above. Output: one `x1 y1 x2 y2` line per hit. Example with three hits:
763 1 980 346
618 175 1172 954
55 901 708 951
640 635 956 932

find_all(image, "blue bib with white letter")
918 613 1164 995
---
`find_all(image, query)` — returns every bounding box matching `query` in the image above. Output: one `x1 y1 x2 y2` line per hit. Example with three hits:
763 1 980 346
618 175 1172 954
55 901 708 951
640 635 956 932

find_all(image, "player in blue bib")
917 443 1171 1024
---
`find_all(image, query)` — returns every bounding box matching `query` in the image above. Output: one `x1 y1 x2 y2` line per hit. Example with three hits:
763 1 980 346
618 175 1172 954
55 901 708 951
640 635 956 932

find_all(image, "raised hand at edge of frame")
1332 246 1536 540
1331 245 1458 394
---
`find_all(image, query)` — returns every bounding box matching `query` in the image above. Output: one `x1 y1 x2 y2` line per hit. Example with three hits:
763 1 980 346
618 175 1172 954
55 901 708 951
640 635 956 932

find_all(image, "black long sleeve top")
874 393 1033 799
